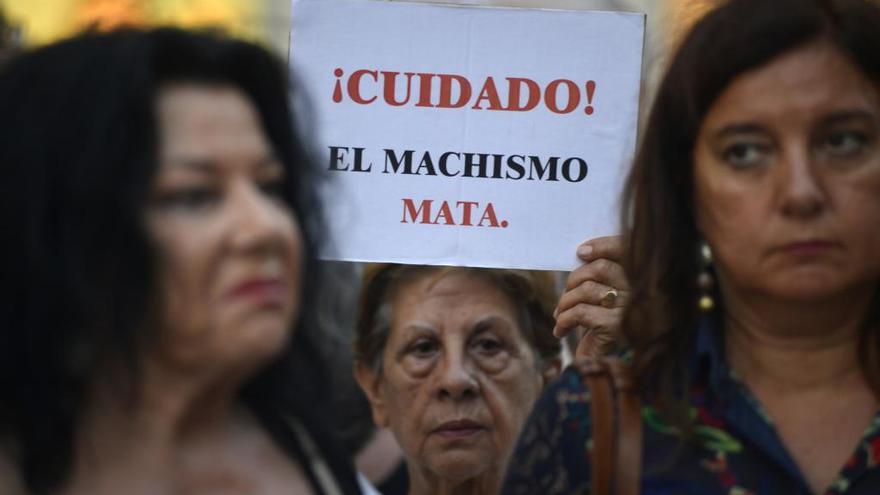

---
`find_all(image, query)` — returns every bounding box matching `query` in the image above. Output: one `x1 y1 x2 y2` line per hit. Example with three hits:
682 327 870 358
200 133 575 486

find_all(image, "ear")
539 357 562 388
354 360 390 428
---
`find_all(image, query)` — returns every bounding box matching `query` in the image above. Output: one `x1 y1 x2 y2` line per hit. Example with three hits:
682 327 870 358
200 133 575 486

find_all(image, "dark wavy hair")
621 0 880 430
0 28 358 494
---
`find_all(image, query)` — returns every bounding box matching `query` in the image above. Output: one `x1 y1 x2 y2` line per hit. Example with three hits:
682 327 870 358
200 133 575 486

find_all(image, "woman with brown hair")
502 0 880 493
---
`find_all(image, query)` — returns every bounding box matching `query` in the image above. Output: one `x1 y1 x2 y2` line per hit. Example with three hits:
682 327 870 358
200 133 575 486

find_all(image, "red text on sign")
333 68 597 116
401 198 508 228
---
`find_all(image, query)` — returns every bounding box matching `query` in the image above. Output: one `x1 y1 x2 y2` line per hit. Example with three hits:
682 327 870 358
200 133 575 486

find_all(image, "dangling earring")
697 241 715 312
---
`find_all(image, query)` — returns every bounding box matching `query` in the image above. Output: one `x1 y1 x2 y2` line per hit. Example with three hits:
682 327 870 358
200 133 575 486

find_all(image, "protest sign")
289 0 644 270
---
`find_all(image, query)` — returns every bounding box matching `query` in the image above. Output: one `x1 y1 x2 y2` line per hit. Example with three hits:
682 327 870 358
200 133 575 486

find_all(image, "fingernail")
552 326 560 338
553 308 559 319
577 244 593 258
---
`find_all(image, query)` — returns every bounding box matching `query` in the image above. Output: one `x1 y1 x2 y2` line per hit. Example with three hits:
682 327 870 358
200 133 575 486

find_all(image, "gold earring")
698 241 715 312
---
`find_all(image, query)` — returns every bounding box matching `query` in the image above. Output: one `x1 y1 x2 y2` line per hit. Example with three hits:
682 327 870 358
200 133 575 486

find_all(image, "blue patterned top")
500 319 880 495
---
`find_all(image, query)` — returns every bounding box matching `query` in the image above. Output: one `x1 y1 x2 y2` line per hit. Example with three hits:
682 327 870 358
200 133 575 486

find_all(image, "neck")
406 467 501 495
722 283 876 392
68 353 258 491
94 355 249 437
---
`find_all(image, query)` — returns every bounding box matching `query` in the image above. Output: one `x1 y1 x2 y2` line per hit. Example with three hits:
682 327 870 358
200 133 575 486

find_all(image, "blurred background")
1 0 716 85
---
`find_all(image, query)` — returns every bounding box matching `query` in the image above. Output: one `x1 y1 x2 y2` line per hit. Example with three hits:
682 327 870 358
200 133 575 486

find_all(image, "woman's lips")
778 240 840 257
432 419 486 439
224 279 289 306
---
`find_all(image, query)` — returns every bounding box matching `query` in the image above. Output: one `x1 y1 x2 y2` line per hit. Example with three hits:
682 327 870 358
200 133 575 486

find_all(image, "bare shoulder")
0 447 27 495
176 416 318 495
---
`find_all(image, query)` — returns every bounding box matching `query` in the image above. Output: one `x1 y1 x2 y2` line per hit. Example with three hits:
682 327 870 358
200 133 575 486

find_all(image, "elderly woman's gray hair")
354 264 562 371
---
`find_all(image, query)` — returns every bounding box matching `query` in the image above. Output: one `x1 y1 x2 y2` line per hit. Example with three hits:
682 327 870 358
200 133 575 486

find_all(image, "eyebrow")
164 154 281 173
469 315 513 337
400 315 511 338
401 323 437 336
711 109 879 140
711 123 768 140
818 109 878 127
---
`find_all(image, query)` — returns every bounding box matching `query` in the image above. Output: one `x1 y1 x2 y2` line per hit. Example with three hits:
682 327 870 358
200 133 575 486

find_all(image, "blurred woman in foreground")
354 265 561 495
0 29 361 494
503 0 880 493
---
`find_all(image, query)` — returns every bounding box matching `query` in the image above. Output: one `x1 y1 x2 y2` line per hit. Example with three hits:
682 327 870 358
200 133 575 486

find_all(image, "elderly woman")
503 0 880 493
353 265 562 495
0 29 361 494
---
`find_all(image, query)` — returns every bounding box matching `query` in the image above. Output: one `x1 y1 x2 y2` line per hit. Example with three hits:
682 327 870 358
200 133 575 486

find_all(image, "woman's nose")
776 145 826 219
435 350 479 401
226 182 289 254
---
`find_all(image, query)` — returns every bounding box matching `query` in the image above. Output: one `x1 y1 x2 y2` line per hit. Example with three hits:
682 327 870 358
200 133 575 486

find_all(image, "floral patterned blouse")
500 319 880 495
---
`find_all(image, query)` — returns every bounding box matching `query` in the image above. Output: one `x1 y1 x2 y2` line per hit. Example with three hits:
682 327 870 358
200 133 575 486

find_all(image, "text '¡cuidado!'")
329 146 589 183
332 68 598 116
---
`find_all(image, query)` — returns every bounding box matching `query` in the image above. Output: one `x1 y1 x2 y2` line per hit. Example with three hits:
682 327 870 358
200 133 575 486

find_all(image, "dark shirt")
376 461 409 495
500 319 880 495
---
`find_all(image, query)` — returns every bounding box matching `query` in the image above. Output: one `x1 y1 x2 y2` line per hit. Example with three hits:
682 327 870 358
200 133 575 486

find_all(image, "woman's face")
146 84 303 373
358 271 547 484
693 41 880 303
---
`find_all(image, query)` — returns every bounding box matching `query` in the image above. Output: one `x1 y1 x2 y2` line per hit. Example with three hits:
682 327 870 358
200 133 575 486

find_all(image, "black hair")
621 0 880 433
0 28 359 494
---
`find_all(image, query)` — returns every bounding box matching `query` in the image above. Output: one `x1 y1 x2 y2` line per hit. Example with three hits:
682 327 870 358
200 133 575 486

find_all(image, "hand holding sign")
554 235 628 359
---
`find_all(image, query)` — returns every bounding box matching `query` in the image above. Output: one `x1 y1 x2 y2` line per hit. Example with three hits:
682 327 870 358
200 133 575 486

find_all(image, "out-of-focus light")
665 0 716 43
0 0 263 46
1 0 79 44
75 0 148 30
154 0 259 37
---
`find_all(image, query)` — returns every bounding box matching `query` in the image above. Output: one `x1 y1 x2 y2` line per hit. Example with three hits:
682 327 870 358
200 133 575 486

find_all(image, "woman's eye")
473 337 503 356
409 339 438 358
155 187 219 211
259 179 286 199
721 142 769 168
819 130 869 158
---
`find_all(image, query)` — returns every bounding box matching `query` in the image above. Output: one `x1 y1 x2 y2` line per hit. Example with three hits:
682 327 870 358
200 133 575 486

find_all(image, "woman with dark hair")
503 0 880 493
0 29 362 494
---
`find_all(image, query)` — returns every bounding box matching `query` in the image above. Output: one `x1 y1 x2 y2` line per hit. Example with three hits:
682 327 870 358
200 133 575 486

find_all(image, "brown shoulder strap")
609 359 643 495
583 360 614 495
578 358 642 495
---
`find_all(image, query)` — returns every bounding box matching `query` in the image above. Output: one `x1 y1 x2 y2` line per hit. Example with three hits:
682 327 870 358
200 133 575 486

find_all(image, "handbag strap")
577 357 643 495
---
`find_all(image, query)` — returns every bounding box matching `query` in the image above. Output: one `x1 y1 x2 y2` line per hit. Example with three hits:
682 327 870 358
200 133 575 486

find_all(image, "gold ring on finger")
600 287 618 308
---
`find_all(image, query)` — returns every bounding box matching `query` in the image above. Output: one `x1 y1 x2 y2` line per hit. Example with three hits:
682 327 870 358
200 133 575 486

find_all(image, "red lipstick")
224 279 288 306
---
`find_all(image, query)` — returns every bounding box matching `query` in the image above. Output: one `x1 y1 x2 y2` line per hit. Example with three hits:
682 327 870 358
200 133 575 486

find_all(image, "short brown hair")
354 264 561 371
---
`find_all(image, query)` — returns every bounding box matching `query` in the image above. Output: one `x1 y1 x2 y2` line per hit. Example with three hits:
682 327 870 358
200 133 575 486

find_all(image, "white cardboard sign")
289 0 644 270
